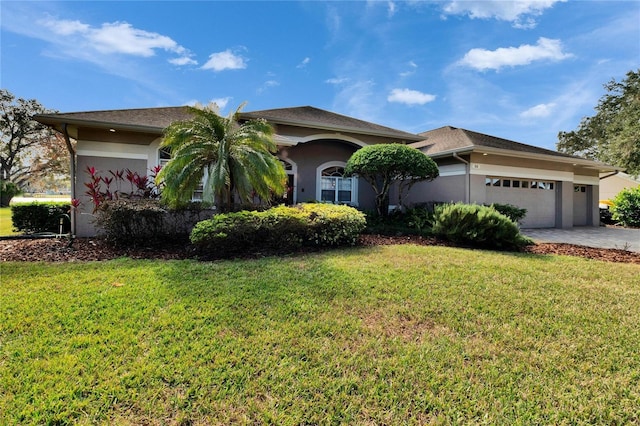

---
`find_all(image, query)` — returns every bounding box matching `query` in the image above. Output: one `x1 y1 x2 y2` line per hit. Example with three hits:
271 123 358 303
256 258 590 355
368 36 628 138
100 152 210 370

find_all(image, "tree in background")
345 143 439 217
158 103 286 212
0 89 70 191
557 70 640 177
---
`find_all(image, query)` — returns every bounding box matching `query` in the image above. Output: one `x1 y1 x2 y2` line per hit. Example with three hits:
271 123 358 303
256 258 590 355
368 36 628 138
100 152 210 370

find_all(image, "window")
321 166 353 203
574 185 586 193
316 162 357 205
486 176 555 191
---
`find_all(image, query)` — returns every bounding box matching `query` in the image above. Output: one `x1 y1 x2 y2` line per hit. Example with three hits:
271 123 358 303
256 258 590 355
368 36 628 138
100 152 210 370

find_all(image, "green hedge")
190 203 367 257
95 199 213 246
432 203 532 250
11 202 71 234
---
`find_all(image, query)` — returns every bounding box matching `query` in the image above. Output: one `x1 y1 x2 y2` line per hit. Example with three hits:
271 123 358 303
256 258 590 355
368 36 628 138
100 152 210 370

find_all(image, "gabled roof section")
412 126 619 171
34 106 194 133
240 106 424 142
413 126 578 159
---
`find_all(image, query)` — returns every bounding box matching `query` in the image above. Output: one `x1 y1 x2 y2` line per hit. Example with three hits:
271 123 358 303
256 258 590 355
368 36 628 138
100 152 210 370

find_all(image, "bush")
611 186 640 227
190 203 366 258
95 199 212 246
11 202 71 234
364 202 445 236
432 203 532 249
489 203 527 223
0 180 21 207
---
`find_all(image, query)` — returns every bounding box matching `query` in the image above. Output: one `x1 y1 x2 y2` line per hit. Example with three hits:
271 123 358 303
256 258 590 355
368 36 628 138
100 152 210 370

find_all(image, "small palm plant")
158 103 286 212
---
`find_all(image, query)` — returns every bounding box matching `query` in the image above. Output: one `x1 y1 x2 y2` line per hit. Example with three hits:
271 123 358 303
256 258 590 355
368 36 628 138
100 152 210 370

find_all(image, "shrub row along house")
35 105 618 237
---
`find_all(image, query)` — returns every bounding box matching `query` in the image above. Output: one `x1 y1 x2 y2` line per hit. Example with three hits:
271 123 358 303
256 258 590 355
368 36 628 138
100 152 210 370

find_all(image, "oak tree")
557 70 640 177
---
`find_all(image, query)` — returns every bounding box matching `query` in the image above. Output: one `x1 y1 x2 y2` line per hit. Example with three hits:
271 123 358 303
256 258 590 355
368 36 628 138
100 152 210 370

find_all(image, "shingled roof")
241 106 423 141
412 126 580 160
34 106 194 133
35 105 423 141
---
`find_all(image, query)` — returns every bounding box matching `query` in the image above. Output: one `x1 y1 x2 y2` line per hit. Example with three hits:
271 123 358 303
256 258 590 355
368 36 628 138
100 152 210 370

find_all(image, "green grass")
1 245 639 425
0 207 19 236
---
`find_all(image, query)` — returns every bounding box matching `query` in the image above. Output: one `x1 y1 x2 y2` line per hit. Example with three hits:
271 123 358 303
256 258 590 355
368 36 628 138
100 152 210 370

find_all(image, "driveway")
522 227 640 253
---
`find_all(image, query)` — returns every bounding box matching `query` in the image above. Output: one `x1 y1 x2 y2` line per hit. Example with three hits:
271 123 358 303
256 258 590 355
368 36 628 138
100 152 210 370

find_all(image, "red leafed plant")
83 166 162 212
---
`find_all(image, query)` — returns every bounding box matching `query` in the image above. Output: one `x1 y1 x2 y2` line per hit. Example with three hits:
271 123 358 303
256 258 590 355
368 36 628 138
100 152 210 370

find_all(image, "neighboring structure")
599 172 640 201
35 106 618 236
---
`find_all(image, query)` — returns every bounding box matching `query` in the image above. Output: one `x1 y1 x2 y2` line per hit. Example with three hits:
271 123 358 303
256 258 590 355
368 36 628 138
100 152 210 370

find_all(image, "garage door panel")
486 184 555 228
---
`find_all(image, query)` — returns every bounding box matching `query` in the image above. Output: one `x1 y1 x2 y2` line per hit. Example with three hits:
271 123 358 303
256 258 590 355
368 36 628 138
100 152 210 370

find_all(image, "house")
35 106 618 237
34 106 422 237
599 172 640 201
407 126 619 228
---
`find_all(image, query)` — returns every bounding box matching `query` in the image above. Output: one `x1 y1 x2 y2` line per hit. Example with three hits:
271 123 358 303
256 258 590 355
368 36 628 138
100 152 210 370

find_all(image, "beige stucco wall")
600 174 640 200
75 154 149 237
282 139 377 210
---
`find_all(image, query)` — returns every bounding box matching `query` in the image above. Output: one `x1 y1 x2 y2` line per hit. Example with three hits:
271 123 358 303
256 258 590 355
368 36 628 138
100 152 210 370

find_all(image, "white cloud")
459 37 573 71
520 102 556 118
41 18 89 35
210 97 232 110
201 49 247 72
169 56 198 66
388 88 436 105
297 57 311 68
388 2 397 18
399 60 418 77
37 17 196 65
442 0 565 29
257 80 280 94
325 77 349 85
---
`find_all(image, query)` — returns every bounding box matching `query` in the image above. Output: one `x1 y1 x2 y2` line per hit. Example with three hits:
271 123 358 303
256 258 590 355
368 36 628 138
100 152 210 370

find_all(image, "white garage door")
485 177 556 228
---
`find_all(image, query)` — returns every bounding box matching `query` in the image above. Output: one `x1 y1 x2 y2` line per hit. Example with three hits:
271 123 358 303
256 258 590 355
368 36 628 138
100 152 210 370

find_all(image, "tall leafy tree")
158 103 286 211
557 69 640 177
0 89 69 188
345 143 439 216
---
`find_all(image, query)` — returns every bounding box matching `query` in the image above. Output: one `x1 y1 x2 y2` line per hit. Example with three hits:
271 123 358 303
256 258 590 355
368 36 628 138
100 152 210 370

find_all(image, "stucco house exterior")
35 105 618 237
407 126 619 229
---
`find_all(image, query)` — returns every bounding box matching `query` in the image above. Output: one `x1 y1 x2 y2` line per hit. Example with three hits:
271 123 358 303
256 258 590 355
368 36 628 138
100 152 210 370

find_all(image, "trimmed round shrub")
432 203 532 249
190 203 366 258
611 186 640 227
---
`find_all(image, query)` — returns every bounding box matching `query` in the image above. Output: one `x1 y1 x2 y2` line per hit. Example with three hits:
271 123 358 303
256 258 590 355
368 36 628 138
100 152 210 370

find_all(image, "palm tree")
158 103 286 212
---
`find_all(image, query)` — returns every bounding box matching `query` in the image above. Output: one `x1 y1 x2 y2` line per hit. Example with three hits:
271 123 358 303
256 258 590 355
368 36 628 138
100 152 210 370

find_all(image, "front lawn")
1 245 639 424
0 207 19 236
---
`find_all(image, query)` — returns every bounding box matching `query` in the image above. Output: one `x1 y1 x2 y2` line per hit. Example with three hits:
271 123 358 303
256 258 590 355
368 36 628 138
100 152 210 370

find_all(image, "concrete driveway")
522 227 640 253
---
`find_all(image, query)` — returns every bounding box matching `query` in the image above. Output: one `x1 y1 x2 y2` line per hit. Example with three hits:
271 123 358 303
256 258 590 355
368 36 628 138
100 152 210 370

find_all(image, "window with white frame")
486 176 555 190
317 164 356 205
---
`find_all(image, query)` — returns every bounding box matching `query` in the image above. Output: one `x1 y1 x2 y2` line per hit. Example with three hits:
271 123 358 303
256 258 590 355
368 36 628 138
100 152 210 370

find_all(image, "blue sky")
2 1 638 150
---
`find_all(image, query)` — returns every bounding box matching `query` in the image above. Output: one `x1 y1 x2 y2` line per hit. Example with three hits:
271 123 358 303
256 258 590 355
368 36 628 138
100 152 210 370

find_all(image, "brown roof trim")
413 126 619 172
35 105 423 142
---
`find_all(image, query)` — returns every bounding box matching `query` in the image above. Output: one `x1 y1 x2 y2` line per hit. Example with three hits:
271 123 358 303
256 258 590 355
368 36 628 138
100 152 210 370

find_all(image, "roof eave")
472 146 620 171
34 115 165 134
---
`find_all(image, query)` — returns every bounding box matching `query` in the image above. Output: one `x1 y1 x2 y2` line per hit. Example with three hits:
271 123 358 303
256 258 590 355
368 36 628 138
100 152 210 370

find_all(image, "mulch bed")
1 235 639 264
